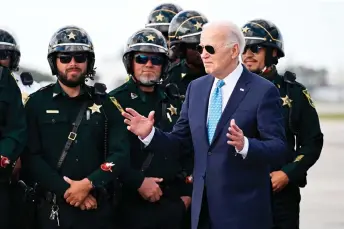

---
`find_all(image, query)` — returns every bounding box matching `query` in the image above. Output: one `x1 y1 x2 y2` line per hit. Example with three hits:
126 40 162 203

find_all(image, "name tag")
46 110 59 114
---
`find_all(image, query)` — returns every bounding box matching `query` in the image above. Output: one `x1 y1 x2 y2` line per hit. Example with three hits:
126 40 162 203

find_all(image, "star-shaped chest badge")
281 95 292 108
67 31 76 40
181 73 186 78
167 104 177 115
194 22 202 30
156 13 164 21
88 103 102 114
146 34 155 41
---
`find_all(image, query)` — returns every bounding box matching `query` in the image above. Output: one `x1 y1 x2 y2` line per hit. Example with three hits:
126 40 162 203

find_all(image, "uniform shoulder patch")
109 96 124 113
302 89 315 108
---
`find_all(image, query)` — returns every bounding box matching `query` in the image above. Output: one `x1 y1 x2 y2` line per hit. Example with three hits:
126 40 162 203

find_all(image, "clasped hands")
63 176 97 211
138 177 191 209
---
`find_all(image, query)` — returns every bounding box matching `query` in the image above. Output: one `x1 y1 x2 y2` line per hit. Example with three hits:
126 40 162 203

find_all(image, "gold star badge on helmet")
156 13 164 21
146 34 155 41
67 31 76 40
242 26 250 33
194 22 202 30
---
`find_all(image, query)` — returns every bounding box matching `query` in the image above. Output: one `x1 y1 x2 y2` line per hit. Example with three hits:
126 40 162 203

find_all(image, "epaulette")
168 60 182 72
110 82 129 95
37 83 55 92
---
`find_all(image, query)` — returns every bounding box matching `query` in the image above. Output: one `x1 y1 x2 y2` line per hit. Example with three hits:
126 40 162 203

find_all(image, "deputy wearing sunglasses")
22 25 129 229
0 29 28 229
165 10 208 98
109 28 192 229
241 19 324 229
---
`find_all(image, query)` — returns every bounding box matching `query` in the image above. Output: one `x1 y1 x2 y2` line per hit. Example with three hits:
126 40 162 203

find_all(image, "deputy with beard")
23 25 129 229
241 19 324 229
165 10 208 97
109 28 192 229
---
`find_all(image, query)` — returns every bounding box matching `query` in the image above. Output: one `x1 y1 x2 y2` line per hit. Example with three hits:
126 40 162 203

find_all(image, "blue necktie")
207 80 225 144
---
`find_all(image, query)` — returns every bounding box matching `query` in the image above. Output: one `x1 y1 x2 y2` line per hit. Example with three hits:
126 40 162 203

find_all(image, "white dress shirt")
141 63 249 158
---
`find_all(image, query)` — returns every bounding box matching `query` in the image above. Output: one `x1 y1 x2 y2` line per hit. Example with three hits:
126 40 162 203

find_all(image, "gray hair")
202 21 245 54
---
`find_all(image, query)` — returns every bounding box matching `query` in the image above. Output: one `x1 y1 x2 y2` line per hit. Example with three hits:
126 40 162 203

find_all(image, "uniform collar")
127 77 166 103
52 81 91 99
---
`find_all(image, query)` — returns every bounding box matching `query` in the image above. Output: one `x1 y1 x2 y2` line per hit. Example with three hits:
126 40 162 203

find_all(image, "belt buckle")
68 132 77 141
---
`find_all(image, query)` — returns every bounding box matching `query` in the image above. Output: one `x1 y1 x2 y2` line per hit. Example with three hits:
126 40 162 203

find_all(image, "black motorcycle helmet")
145 3 183 39
168 10 208 60
47 25 95 77
123 27 170 86
0 29 21 71
242 19 284 68
168 10 208 47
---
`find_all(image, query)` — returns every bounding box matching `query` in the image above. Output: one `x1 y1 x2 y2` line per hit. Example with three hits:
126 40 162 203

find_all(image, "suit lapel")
198 75 214 147
211 67 252 146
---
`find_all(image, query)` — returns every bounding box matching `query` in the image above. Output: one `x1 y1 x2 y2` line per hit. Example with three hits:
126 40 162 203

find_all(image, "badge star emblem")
146 34 155 41
88 103 102 114
181 73 186 78
67 31 76 40
281 95 292 108
194 22 202 30
242 26 250 33
167 104 177 115
156 13 164 21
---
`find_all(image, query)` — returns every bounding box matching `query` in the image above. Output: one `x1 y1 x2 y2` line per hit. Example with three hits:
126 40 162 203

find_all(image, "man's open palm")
122 108 155 139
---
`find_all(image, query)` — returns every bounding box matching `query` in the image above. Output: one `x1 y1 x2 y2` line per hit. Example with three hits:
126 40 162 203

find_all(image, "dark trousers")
9 181 37 229
118 196 187 229
197 188 211 229
37 198 114 229
0 182 10 229
272 184 301 229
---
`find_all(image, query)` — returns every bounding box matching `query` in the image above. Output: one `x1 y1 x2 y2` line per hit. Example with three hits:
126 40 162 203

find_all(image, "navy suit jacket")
148 66 287 229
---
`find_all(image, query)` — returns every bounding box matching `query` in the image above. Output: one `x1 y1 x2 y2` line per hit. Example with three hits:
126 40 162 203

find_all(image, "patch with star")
302 89 315 108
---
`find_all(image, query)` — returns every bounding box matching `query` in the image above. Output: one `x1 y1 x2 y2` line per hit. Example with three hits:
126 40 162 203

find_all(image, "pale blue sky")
1 0 342 88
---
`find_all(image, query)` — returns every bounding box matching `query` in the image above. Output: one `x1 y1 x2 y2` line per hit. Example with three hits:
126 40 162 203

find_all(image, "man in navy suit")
121 21 287 229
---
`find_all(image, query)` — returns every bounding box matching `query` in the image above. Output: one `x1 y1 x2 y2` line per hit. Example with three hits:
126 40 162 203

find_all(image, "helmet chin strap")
131 75 162 87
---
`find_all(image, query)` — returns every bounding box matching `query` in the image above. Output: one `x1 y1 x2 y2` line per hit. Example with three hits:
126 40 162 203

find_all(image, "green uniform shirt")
0 66 27 178
166 59 206 98
266 67 323 187
24 82 129 197
109 78 193 197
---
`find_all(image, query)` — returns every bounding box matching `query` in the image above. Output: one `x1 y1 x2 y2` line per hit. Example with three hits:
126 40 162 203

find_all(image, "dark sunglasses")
0 51 11 60
196 45 216 55
243 45 263 54
134 54 164 66
57 53 88 64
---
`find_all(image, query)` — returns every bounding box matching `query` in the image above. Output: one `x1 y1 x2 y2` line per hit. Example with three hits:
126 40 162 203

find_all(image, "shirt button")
76 158 79 162
52 119 55 123
75 140 78 144
164 157 167 160
208 151 212 156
